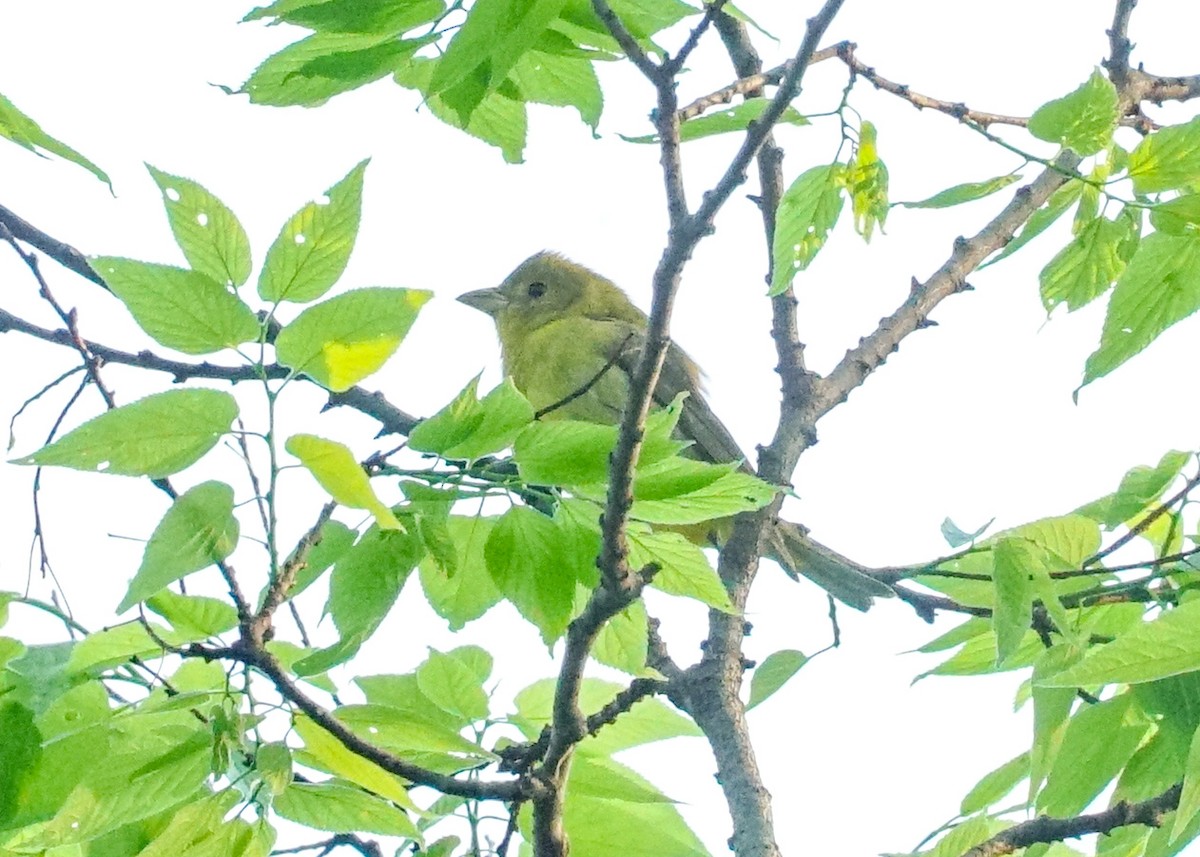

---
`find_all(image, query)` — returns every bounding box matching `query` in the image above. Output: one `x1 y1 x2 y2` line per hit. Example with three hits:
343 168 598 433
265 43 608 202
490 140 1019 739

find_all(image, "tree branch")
960 784 1181 857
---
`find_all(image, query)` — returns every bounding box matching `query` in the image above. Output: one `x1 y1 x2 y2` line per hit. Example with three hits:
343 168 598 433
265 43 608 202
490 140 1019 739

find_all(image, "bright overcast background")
2 2 1200 855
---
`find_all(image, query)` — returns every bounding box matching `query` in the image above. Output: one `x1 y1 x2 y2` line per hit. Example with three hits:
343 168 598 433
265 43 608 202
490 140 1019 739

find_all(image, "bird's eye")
527 282 546 299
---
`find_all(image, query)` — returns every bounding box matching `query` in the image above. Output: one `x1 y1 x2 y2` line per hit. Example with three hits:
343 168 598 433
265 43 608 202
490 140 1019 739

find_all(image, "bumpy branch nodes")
959 784 1181 857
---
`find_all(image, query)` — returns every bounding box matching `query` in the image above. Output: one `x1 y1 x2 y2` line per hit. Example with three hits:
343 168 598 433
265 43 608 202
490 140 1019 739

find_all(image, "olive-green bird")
458 252 893 610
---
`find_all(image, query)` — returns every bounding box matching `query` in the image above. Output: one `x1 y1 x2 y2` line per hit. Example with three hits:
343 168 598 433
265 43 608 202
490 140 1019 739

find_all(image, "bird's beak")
457 287 508 317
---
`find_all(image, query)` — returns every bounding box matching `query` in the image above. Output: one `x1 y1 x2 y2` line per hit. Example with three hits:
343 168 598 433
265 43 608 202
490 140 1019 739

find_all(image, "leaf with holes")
146 165 252 287
769 163 845 295
258 160 368 302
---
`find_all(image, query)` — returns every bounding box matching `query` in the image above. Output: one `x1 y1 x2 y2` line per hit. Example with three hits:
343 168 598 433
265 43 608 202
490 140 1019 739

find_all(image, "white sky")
2 1 1200 855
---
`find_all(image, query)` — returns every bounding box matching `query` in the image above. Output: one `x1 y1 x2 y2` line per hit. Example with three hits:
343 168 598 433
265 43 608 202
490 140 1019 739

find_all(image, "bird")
457 251 893 610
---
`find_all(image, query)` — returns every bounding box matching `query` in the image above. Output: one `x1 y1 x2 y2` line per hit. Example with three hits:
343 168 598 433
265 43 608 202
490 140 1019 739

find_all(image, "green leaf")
0 91 111 188
1028 69 1119 156
847 121 888 240
629 460 777 525
146 590 239 639
275 781 421 838
65 623 185 674
1039 215 1130 313
1082 232 1200 386
509 49 603 129
276 287 431 391
981 180 1083 269
410 377 535 462
1129 117 1200 194
1040 600 1200 687
253 0 444 34
625 97 807 144
941 516 994 548
286 434 401 529
1038 694 1151 815
1172 725 1200 841
0 702 41 824
241 31 428 106
485 505 596 642
960 751 1030 814
569 754 677 804
1030 645 1086 799
897 173 1022 208
395 57 528 163
146 165 252 287
258 159 368 303
118 481 239 612
428 0 571 117
292 715 414 808
627 528 734 612
416 648 489 722
992 538 1039 664
512 402 685 487
559 780 710 857
1151 194 1200 235
295 526 423 674
92 257 259 354
1077 450 1191 528
12 389 238 478
592 600 649 675
418 515 503 630
334 704 494 760
769 163 845 295
747 649 808 709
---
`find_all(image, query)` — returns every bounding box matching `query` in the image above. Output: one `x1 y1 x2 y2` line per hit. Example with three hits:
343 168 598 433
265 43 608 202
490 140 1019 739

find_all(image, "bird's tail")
765 520 895 611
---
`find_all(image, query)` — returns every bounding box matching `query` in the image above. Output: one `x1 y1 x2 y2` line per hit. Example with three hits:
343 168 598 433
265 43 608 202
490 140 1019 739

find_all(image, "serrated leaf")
396 56 528 163
418 515 503 630
241 31 427 106
1082 232 1200 386
275 781 421 838
0 91 111 188
276 287 431 391
513 407 684 487
416 648 489 722
485 505 596 642
295 526 423 674
629 460 776 525
1038 694 1151 815
592 600 649 674
146 590 239 639
258 0 444 34
410 377 535 462
118 481 239 611
769 163 845 295
12 389 237 478
1040 600 1200 687
1129 116 1200 195
1077 450 1190 528
286 434 401 529
1152 194 1200 236
628 528 734 612
1028 69 1119 156
747 649 808 709
146 165 252 287
92 257 259 354
1039 215 1129 313
509 49 602 129
258 160 368 302
897 173 1022 208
